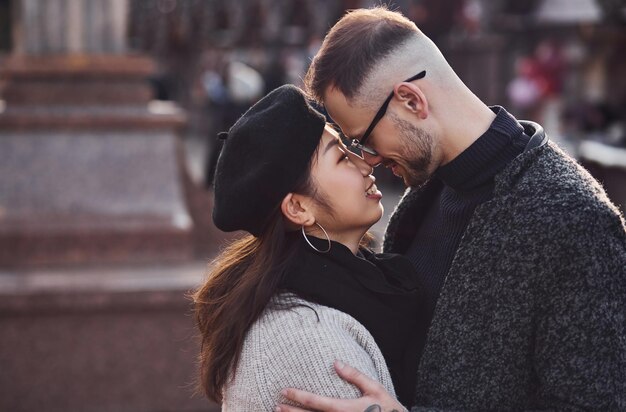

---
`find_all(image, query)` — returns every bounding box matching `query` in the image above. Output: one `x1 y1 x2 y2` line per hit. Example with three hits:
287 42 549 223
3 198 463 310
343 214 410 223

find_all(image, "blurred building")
0 1 214 411
0 1 624 412
122 0 626 210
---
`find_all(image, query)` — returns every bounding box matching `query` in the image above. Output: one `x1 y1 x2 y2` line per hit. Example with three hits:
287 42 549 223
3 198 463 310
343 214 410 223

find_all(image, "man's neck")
439 98 496 166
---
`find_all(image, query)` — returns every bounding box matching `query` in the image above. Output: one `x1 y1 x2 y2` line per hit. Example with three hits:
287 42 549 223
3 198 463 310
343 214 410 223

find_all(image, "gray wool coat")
383 122 626 411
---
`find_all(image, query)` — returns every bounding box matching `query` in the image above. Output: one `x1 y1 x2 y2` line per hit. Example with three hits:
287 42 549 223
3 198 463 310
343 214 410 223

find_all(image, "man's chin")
390 163 402 178
406 175 431 189
391 165 411 186
402 169 431 188
390 163 431 188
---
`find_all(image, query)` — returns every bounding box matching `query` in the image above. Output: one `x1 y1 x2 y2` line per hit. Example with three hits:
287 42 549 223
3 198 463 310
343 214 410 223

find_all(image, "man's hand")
276 360 406 412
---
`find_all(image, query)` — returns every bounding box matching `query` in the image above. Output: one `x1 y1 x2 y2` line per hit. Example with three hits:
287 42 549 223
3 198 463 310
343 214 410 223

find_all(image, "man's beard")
390 114 435 188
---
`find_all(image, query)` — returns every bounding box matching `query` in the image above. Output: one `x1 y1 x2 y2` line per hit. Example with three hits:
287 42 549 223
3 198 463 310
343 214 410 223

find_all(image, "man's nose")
362 150 383 168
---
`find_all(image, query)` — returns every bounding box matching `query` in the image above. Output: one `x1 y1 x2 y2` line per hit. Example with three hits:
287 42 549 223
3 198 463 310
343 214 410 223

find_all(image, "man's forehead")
323 87 366 138
322 86 348 112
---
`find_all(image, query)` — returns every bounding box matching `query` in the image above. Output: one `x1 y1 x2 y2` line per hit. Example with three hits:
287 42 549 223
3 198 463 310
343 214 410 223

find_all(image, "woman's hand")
276 360 407 412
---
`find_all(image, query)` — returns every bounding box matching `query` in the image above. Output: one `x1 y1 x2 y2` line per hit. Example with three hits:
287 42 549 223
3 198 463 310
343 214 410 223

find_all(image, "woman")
193 85 424 410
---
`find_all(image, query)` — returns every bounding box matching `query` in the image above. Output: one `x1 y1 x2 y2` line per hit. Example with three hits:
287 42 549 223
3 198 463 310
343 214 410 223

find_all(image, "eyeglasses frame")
348 70 427 157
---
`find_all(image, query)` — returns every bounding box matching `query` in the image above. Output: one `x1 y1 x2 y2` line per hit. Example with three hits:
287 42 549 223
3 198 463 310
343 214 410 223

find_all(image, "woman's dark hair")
193 208 300 402
193 145 374 402
192 137 372 403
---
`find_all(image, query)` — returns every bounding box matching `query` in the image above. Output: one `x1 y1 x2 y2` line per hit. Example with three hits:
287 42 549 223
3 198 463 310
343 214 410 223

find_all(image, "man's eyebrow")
330 124 355 141
324 138 340 154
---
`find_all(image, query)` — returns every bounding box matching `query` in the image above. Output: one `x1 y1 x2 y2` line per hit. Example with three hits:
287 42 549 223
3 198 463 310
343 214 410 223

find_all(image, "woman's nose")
347 150 375 176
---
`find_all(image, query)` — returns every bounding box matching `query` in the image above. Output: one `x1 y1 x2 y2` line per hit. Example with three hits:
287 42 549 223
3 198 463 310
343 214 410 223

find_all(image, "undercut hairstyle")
304 7 420 104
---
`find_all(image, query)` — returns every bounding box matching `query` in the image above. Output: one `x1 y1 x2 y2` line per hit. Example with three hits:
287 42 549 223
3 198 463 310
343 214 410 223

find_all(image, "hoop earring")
301 222 331 253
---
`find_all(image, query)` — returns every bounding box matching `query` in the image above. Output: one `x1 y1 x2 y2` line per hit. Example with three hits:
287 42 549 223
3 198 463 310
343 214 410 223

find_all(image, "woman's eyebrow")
323 138 340 154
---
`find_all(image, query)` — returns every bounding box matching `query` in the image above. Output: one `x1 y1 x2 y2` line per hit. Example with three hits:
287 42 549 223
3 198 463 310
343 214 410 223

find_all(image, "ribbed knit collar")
435 106 529 192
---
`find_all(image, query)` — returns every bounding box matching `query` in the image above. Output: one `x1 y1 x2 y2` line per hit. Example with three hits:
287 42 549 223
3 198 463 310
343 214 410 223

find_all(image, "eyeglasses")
348 70 426 157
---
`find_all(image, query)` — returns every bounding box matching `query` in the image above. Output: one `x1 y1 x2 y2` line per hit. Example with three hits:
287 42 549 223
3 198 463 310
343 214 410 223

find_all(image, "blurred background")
0 0 624 411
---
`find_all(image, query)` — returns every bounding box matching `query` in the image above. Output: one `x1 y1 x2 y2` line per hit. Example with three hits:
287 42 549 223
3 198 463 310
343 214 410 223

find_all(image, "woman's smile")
365 181 382 200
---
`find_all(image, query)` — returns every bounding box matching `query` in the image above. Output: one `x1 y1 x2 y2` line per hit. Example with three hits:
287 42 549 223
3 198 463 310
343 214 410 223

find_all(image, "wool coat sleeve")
410 205 626 411
221 302 396 412
528 206 626 410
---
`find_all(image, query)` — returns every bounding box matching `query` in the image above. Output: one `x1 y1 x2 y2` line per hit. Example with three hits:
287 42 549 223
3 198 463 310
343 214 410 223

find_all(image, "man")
277 7 626 412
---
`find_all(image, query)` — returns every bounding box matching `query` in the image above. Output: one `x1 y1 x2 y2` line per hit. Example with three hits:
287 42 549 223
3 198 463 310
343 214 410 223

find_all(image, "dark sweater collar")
435 106 529 192
280 234 422 405
282 234 420 295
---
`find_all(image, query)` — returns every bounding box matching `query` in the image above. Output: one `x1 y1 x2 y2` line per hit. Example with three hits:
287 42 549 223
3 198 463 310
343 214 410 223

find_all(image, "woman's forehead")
312 127 341 166
320 125 339 146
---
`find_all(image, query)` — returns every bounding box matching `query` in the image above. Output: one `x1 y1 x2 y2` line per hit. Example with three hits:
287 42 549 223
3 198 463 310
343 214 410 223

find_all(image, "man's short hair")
304 7 419 104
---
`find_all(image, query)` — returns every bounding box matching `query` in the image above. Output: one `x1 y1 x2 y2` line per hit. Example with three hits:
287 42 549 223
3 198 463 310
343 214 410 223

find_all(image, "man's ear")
280 193 315 227
395 83 429 119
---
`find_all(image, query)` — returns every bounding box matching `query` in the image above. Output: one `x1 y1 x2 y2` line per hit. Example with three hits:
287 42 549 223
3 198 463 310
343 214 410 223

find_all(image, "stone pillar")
0 0 195 266
0 2 217 411
13 0 128 55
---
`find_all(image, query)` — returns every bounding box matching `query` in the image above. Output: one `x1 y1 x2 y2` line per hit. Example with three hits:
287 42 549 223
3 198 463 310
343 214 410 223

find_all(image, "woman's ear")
280 193 315 227
395 83 429 120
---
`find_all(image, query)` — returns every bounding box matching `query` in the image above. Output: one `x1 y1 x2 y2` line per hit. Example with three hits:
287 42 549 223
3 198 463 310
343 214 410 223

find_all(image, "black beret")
212 84 326 236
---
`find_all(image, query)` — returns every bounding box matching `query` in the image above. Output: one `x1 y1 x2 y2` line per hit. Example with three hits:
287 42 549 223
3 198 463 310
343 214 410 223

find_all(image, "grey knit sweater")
221 295 397 411
384 135 626 410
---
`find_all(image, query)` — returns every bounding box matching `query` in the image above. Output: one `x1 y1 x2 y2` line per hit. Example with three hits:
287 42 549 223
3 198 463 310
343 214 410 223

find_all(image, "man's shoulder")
499 141 624 223
503 141 596 194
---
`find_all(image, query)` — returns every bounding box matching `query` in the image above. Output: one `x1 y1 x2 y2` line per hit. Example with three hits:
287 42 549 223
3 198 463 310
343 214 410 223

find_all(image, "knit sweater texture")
221 295 396 411
384 122 626 410
406 106 529 322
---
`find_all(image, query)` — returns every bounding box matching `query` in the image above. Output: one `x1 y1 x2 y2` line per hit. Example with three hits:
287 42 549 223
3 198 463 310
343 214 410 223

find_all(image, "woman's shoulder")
257 293 367 331
233 294 378 368
221 293 395 411
256 294 391 349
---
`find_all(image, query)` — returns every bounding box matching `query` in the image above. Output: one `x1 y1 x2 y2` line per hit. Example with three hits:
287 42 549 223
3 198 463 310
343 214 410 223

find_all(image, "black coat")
384 122 626 411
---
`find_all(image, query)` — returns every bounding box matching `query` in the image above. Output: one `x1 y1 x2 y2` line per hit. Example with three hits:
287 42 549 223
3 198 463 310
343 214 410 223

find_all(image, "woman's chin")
368 206 384 227
377 202 384 218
